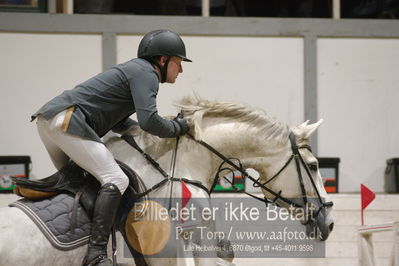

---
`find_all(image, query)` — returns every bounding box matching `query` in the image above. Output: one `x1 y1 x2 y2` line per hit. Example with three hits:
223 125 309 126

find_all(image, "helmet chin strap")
150 56 171 83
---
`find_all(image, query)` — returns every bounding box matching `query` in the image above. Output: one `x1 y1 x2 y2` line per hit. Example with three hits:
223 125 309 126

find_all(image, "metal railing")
49 0 341 18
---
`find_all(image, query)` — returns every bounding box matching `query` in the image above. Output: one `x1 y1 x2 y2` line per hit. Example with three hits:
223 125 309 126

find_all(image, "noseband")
189 132 333 225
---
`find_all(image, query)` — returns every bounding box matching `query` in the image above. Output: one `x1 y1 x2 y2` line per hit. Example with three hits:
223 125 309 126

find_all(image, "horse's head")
178 96 334 240
249 119 334 241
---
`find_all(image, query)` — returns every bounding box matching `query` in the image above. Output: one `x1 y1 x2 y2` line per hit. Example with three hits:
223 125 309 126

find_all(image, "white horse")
0 96 334 266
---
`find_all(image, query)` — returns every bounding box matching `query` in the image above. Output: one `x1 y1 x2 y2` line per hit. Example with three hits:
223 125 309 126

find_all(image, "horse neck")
129 126 246 190
127 120 290 191
129 134 215 188
173 122 289 189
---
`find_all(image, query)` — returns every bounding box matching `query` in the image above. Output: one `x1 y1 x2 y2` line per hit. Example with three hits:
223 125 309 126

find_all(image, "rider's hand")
173 113 189 136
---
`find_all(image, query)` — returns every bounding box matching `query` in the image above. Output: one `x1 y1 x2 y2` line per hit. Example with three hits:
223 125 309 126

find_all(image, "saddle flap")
12 160 88 193
12 174 60 190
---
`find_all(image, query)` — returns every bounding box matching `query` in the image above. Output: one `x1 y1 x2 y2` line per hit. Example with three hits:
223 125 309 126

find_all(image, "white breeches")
36 110 129 193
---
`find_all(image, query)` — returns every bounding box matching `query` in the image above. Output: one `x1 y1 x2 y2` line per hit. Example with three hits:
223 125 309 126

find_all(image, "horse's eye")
308 164 318 172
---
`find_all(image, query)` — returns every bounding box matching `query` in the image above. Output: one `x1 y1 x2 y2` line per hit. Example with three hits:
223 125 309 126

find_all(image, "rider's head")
138 29 192 83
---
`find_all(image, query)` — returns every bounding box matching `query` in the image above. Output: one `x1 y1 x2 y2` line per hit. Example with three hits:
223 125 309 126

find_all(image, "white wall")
0 33 102 179
318 38 399 192
1 32 398 193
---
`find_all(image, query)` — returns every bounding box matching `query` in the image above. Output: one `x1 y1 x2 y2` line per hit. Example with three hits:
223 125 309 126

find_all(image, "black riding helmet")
138 29 192 83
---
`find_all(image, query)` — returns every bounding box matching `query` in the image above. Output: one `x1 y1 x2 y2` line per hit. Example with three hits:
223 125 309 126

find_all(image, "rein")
122 131 333 224
121 135 208 198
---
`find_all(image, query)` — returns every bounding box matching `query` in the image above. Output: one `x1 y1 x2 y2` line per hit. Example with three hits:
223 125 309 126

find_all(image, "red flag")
181 181 192 224
361 184 375 210
181 181 192 209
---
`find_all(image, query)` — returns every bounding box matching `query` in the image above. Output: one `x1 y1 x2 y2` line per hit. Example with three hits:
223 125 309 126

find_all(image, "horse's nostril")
329 222 334 232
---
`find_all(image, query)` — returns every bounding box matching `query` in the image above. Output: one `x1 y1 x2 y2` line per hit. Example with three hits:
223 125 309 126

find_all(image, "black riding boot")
82 183 122 266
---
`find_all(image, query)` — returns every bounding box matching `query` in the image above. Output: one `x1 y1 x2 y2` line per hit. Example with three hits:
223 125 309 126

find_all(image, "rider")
31 29 191 266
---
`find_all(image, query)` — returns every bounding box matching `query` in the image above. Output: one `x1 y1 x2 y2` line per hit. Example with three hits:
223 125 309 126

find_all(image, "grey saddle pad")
9 193 91 250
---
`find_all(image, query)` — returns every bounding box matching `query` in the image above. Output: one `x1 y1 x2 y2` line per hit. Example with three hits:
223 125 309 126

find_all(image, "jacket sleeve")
129 69 181 138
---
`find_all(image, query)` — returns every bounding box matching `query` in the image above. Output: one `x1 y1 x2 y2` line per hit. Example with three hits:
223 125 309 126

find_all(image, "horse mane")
107 95 291 152
176 95 290 143
105 95 292 167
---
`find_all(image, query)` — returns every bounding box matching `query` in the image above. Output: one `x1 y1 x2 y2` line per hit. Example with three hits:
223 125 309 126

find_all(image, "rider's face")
165 56 183 83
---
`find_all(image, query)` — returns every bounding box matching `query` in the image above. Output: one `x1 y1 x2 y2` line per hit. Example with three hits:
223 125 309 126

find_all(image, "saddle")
12 159 141 216
10 159 148 262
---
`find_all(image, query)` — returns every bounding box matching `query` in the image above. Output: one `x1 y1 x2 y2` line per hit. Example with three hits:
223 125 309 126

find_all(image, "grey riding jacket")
31 58 181 142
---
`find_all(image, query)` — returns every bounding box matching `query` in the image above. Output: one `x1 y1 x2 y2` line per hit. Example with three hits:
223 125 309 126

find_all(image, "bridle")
188 132 333 225
122 131 333 225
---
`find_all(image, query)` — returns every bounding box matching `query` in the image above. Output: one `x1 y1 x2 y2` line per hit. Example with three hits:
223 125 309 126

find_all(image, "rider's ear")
159 56 168 66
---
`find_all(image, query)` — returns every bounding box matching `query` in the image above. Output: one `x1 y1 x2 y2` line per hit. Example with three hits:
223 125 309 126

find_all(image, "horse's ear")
301 120 310 127
303 119 323 139
293 119 323 140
